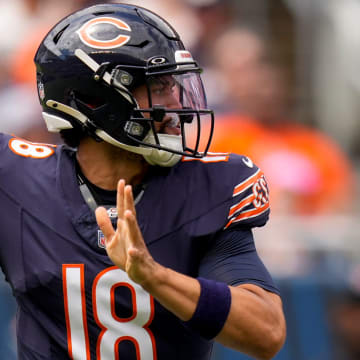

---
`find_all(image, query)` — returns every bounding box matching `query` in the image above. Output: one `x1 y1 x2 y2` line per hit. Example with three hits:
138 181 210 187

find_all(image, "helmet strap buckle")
93 62 111 82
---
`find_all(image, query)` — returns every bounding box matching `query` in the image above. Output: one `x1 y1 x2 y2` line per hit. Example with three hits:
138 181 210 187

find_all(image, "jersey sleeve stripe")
233 169 261 197
224 203 270 229
206 152 230 156
228 194 254 218
182 153 230 163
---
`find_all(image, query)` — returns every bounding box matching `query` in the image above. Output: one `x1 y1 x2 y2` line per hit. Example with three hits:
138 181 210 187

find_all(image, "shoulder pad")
179 153 270 231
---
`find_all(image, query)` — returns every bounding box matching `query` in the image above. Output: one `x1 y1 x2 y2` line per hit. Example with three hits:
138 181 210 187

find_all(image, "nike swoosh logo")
242 157 254 168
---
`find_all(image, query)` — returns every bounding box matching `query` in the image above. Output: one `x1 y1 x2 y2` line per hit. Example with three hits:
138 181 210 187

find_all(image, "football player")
0 3 285 359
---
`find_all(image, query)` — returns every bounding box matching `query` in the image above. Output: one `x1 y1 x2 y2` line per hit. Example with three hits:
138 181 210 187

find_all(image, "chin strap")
142 133 182 167
43 103 182 167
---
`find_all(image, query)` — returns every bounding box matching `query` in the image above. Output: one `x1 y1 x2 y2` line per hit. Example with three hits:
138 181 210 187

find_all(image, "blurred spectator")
329 265 360 360
331 293 360 360
180 0 238 111
311 0 360 157
182 0 236 65
208 27 356 215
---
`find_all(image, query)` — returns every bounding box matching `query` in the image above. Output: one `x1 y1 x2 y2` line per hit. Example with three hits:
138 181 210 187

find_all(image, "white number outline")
8 138 55 159
63 265 157 360
63 264 91 360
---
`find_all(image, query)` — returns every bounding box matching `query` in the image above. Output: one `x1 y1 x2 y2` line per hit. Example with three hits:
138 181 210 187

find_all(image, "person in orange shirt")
208 28 355 215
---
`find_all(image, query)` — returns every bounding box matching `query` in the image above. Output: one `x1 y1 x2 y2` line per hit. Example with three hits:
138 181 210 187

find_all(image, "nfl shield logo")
106 207 118 218
98 230 106 249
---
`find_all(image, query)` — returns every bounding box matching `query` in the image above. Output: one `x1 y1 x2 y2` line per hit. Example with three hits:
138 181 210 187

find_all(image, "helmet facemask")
70 50 214 166
121 69 214 166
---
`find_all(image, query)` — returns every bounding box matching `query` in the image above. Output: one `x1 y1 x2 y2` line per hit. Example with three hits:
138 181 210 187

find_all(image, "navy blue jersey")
0 134 277 359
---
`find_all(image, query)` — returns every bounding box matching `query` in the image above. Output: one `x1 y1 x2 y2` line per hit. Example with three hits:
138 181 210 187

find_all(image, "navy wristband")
185 277 232 340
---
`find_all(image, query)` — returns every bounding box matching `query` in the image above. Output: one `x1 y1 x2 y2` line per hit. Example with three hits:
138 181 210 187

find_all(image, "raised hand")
95 179 156 285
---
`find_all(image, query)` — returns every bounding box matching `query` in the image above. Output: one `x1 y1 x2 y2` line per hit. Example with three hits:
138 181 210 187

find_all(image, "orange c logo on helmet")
77 17 131 49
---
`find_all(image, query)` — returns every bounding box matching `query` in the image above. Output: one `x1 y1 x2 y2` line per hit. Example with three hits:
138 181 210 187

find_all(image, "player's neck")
76 138 149 190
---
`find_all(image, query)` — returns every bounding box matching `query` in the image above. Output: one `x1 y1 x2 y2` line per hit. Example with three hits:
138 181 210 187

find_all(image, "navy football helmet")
34 3 214 166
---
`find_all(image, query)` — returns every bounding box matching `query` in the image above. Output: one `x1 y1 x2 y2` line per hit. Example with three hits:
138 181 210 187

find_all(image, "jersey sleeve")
196 155 277 292
198 227 279 294
224 155 270 230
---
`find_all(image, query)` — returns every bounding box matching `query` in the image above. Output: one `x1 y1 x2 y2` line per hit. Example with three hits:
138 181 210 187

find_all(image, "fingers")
124 184 137 216
117 179 137 218
115 179 143 248
117 179 125 220
122 183 142 246
95 206 115 240
125 209 143 247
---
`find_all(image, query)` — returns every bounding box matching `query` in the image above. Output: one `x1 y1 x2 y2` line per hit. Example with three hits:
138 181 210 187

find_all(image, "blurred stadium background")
1 0 360 359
